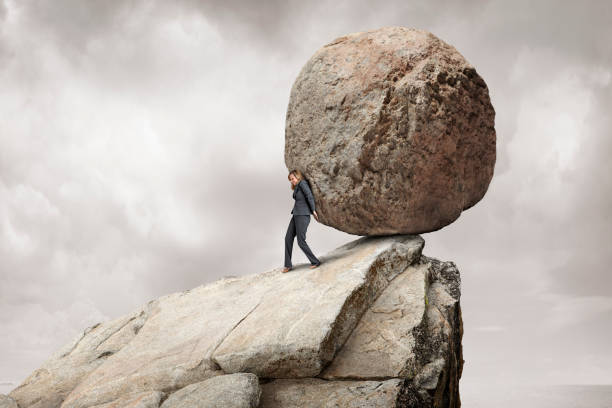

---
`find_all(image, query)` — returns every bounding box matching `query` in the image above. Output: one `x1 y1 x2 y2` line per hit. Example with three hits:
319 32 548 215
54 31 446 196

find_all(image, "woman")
282 170 322 273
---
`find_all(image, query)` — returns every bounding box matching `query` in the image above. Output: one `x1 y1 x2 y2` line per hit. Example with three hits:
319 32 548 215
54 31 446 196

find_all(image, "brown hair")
288 169 304 190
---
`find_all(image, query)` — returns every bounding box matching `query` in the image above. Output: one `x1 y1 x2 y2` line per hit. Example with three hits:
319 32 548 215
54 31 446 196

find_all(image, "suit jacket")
291 179 316 215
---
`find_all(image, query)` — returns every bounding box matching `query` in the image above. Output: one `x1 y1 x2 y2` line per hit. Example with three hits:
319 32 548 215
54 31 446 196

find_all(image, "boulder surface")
285 26 496 235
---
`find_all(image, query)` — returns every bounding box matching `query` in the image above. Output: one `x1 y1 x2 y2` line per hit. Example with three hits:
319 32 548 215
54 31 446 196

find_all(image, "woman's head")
288 169 303 189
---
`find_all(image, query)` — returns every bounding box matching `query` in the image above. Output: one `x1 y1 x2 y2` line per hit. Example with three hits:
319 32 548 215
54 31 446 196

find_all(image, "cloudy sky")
1 0 610 404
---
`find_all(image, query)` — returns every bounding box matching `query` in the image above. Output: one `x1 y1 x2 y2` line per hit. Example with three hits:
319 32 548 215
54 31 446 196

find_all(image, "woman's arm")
300 180 316 214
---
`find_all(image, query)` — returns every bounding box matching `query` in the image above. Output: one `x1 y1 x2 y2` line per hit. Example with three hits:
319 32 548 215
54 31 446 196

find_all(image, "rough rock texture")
259 378 404 407
320 255 463 403
0 395 18 408
160 373 260 408
89 391 163 408
8 306 152 408
213 235 423 378
285 26 496 235
8 234 463 408
264 256 464 408
320 262 431 379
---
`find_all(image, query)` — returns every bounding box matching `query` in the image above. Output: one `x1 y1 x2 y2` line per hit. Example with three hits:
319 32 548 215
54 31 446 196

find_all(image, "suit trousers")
284 214 320 268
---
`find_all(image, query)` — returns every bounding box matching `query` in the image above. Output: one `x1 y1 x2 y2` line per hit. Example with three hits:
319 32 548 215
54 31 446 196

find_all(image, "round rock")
285 26 496 235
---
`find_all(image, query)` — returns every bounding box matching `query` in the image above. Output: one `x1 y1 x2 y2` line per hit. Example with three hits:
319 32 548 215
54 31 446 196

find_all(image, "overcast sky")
1 0 611 404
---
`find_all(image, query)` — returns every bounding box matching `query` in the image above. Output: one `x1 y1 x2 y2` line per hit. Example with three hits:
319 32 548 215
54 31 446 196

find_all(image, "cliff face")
5 235 463 408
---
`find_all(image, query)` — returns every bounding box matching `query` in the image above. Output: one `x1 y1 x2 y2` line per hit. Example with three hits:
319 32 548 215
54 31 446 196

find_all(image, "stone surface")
89 391 163 408
285 26 496 235
8 305 152 408
160 373 260 408
411 255 463 407
0 395 18 408
320 262 430 379
8 234 463 407
259 378 404 407
12 234 423 408
213 235 424 378
320 255 464 407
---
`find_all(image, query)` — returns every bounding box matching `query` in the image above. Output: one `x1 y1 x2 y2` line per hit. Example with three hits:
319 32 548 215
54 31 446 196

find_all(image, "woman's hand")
313 211 319 221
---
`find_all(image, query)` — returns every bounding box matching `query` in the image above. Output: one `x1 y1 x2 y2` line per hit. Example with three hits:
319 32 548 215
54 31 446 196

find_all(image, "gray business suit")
284 179 321 268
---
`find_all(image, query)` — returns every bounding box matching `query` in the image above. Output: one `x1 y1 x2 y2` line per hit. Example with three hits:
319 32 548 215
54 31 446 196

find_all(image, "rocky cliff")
3 235 463 408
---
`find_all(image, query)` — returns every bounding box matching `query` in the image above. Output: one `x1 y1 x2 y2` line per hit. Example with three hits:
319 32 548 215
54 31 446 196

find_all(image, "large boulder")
285 26 496 235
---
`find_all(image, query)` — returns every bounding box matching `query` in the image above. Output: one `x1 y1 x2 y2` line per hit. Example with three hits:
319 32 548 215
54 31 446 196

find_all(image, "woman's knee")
285 227 296 240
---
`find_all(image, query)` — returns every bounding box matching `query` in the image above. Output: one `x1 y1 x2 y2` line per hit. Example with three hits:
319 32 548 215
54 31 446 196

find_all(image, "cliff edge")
4 235 462 408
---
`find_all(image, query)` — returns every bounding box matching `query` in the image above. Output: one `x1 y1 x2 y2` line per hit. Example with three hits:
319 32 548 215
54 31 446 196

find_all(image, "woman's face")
288 174 298 186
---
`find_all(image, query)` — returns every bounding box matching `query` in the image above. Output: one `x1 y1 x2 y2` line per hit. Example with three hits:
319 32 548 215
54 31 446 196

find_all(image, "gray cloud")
545 78 612 297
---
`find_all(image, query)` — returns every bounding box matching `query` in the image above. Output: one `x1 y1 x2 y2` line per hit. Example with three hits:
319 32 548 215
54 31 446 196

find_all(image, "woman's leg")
294 215 321 266
284 216 297 268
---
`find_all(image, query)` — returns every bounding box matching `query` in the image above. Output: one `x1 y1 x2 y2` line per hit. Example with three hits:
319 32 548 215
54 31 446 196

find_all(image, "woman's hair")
288 169 304 190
